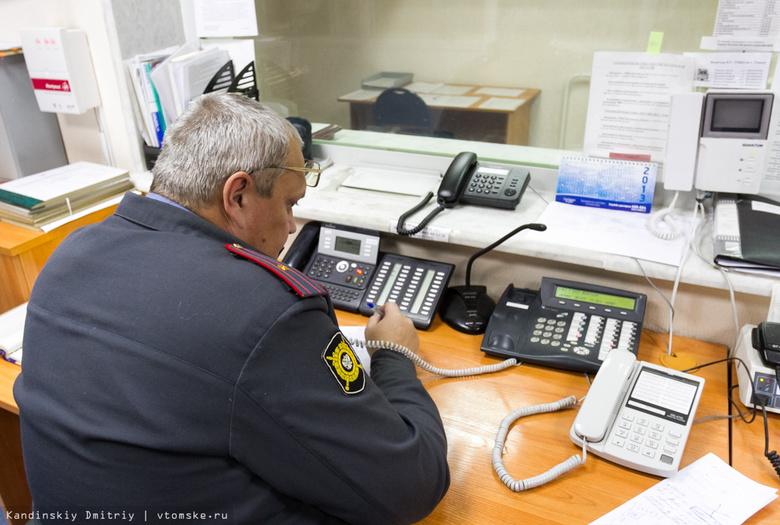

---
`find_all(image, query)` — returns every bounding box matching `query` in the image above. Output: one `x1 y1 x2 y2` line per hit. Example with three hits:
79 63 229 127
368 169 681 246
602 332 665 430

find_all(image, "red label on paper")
30 78 71 92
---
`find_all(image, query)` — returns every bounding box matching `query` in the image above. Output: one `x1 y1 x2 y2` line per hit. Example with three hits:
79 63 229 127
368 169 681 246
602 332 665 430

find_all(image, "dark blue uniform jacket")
14 192 449 524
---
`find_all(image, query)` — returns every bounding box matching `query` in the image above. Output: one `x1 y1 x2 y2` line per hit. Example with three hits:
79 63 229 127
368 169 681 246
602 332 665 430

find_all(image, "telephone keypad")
531 313 639 364
309 255 372 289
610 410 684 467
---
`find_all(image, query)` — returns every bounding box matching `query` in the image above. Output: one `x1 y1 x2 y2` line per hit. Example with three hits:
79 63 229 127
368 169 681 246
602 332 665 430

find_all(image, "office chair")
373 87 433 136
373 88 452 138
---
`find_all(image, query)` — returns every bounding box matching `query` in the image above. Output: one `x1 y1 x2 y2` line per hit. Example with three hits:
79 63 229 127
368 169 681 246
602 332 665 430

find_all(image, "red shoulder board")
226 243 327 298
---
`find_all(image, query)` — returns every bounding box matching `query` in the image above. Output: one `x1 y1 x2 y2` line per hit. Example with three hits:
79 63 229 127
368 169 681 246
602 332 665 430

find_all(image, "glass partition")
253 0 719 151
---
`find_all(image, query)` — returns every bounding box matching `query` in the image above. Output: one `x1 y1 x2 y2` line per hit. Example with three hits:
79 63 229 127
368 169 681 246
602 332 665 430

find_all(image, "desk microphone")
439 222 547 334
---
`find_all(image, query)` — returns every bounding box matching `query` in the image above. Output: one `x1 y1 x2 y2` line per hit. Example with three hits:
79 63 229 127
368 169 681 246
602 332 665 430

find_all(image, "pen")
366 302 384 318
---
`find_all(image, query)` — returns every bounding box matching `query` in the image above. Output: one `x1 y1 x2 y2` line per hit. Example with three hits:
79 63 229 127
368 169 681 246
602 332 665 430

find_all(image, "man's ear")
222 171 253 226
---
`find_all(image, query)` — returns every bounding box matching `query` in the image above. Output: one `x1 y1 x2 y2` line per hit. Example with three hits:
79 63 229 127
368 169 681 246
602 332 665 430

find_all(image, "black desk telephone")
481 278 647 373
397 152 531 235
283 221 454 329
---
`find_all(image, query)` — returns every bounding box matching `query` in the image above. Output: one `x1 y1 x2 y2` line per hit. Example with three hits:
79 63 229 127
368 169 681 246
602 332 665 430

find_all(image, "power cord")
684 356 780 480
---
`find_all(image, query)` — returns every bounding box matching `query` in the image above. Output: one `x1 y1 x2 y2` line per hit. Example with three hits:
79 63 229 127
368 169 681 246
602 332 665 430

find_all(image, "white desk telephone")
570 349 705 477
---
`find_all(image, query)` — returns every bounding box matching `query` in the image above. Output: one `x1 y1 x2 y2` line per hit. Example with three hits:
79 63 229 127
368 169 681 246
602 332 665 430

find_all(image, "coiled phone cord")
396 192 446 236
492 395 587 491
351 339 518 377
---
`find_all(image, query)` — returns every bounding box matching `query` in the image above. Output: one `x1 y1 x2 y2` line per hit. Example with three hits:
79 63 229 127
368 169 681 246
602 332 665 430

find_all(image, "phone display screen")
626 367 700 425
334 236 361 256
555 285 636 310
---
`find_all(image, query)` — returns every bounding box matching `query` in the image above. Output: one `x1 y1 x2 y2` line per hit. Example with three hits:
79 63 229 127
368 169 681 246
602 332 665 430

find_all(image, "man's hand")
364 302 419 357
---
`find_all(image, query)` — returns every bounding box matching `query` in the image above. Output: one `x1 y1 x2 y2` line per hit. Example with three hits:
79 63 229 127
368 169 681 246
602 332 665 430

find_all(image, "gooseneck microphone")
440 223 547 334
465 222 547 286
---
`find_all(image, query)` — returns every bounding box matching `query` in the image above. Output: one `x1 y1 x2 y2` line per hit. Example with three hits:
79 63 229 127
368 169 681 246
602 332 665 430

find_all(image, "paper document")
192 0 258 37
535 201 696 266
583 52 694 163
340 89 380 101
431 85 474 96
339 326 371 375
0 302 26 365
474 87 525 98
418 94 480 108
687 52 771 89
479 97 525 111
701 0 780 51
405 82 445 93
591 453 777 525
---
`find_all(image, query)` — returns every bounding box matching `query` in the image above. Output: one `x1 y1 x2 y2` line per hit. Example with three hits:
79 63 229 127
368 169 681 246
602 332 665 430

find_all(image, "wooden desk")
338 85 540 145
335 313 747 524
0 205 118 314
1 312 772 523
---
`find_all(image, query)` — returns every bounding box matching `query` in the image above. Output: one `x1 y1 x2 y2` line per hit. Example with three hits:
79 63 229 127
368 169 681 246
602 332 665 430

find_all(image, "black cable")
395 192 446 236
687 356 780 479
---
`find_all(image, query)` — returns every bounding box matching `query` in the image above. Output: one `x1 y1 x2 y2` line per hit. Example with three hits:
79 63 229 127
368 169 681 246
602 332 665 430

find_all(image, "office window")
253 0 717 150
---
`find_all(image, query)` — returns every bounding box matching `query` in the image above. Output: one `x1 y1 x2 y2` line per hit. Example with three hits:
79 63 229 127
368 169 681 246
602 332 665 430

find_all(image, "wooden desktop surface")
334 312 768 524
0 313 775 523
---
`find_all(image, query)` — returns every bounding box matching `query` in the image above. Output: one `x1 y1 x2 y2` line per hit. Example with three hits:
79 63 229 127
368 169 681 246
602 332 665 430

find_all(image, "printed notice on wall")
192 0 258 38
758 64 780 199
582 52 694 163
701 0 780 51
687 52 771 89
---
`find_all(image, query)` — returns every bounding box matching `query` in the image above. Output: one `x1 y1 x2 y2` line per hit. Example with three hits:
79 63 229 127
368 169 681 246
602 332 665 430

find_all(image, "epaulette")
226 243 327 298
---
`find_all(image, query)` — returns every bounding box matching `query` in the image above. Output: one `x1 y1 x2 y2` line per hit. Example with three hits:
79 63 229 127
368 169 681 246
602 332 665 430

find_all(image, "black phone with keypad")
284 222 453 329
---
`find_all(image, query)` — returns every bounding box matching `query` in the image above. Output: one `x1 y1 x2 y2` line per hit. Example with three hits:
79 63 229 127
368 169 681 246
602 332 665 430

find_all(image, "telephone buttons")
335 260 349 273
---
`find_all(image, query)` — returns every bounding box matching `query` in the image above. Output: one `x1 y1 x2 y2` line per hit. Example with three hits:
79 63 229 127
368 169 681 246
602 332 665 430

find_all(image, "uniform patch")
322 333 365 395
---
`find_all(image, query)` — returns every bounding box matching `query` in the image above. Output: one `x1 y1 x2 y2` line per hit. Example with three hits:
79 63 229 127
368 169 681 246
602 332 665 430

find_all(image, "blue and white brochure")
555 156 657 214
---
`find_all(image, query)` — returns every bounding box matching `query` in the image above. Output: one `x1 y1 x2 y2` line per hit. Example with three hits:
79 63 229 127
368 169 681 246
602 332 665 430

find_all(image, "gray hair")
150 93 302 206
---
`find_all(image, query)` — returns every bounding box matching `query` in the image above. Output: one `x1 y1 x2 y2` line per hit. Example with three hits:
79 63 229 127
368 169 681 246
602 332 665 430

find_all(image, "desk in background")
338 84 540 145
0 205 118 314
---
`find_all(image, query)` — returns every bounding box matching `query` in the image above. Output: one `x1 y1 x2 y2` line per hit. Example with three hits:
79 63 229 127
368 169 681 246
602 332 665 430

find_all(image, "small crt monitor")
701 92 773 140
696 91 774 194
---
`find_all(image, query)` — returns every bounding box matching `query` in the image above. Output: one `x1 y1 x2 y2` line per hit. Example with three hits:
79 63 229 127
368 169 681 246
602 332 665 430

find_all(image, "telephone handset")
396 151 531 235
283 221 454 329
437 152 477 207
570 349 705 477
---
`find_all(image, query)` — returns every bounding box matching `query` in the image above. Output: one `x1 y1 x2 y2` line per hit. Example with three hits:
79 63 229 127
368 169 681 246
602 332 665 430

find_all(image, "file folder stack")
713 194 780 277
0 161 133 230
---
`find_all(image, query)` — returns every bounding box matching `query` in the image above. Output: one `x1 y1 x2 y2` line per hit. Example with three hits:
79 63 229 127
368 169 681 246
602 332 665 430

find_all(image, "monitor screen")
710 98 764 133
701 92 773 139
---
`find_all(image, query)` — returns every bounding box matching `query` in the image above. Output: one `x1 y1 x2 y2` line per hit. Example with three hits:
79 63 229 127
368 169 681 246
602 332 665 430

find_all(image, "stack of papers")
0 302 26 365
0 162 133 230
125 46 178 148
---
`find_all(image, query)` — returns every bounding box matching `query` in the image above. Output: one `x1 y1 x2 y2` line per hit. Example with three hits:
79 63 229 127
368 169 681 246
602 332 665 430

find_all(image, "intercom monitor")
695 91 774 194
701 93 773 140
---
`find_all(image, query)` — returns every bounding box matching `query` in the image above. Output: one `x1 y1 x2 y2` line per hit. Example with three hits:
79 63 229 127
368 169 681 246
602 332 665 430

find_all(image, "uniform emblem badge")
322 333 365 395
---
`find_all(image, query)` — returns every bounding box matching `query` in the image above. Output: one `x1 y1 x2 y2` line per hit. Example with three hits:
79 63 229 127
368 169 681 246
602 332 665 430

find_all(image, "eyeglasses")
269 160 322 187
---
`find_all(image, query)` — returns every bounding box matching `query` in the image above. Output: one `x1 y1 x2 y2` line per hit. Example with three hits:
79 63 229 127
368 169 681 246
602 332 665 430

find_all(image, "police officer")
15 92 450 524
